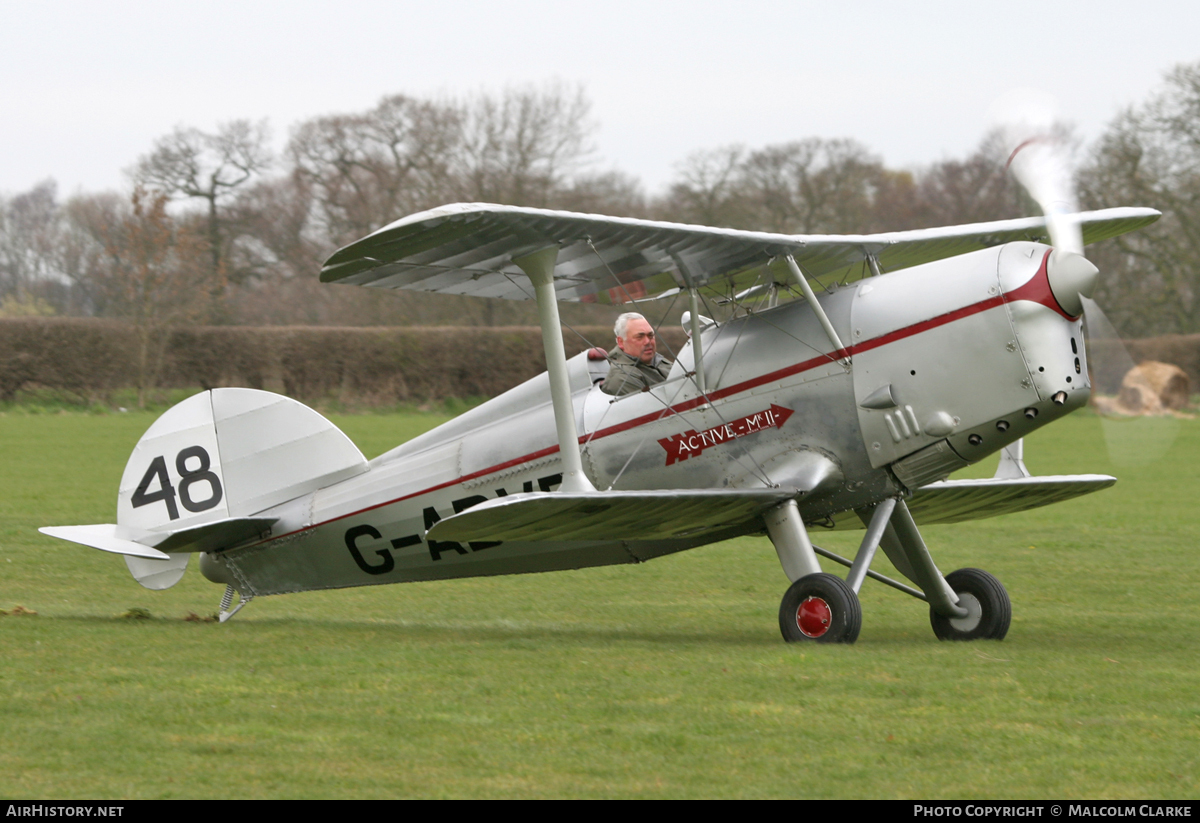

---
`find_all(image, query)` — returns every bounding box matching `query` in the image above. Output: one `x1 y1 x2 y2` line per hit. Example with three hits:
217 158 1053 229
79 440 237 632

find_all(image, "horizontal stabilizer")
39 525 170 560
426 489 796 544
146 516 278 553
906 474 1117 525
41 516 277 556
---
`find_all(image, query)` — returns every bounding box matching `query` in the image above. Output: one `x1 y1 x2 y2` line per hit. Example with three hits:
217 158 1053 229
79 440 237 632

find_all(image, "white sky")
3 0 1198 200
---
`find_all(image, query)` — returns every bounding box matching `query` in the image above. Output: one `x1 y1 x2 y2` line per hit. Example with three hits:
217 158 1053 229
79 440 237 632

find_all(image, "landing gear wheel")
779 573 862 644
930 568 1011 641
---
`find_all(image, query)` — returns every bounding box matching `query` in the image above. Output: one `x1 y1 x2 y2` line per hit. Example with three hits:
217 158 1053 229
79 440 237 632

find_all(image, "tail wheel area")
930 568 1012 641
779 573 862 644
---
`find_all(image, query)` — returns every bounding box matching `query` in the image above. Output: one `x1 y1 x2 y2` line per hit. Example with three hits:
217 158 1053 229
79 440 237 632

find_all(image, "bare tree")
290 85 595 246
225 172 322 284
868 169 926 232
739 138 885 234
1080 61 1200 336
0 180 68 311
455 83 593 207
63 188 212 404
657 139 885 234
290 95 460 245
278 86 602 326
658 145 748 227
59 191 127 316
919 129 1033 226
557 170 648 218
133 120 272 293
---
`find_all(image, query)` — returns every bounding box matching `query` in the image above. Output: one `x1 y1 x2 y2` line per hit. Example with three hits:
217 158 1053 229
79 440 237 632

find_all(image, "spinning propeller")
1000 98 1178 466
1003 121 1097 315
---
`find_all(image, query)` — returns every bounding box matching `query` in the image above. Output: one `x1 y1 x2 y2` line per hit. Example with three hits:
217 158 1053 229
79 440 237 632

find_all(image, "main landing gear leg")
765 499 821 582
767 500 861 644
888 500 1011 640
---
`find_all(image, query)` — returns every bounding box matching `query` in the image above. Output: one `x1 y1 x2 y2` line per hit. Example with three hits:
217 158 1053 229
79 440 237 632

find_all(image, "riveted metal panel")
850 246 1039 468
996 243 1091 404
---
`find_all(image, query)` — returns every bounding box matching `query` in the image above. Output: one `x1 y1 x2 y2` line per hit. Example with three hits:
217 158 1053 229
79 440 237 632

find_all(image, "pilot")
601 312 672 396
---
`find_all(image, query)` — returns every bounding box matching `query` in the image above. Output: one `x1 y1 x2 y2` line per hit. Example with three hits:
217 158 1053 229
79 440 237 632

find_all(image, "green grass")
1 407 1197 798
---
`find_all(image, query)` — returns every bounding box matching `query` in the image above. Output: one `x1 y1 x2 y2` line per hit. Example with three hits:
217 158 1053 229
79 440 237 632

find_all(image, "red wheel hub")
796 596 832 638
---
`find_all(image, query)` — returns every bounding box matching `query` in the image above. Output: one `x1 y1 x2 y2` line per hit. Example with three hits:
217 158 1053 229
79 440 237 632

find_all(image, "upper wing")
320 202 1160 304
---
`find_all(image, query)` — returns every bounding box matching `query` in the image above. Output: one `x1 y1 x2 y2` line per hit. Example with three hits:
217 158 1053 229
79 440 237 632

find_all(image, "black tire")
930 568 1011 641
779 573 862 644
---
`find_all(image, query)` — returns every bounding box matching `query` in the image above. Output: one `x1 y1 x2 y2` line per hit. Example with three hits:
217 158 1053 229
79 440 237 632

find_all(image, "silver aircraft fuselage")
199 241 1087 597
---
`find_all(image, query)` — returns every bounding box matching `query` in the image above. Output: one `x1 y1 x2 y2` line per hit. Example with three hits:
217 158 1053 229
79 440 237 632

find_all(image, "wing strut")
687 288 707 394
993 438 1032 479
781 255 848 362
512 247 597 493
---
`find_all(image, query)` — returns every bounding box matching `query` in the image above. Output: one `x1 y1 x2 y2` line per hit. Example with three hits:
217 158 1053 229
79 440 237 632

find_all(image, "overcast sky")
3 0 1198 201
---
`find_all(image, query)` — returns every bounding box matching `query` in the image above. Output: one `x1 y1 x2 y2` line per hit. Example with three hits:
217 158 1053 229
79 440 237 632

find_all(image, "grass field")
1 405 1197 799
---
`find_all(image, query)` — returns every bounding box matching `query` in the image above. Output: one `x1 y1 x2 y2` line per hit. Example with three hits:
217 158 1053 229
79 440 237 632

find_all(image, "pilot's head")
615 312 657 364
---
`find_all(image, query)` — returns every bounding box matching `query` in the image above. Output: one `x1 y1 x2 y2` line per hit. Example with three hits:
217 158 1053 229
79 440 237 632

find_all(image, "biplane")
41 167 1159 642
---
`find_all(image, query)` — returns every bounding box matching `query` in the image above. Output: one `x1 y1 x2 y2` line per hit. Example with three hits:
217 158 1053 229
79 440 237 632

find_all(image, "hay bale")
1114 361 1190 414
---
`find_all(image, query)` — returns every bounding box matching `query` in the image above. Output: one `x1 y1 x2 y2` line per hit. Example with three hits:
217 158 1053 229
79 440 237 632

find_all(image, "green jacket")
601 347 672 396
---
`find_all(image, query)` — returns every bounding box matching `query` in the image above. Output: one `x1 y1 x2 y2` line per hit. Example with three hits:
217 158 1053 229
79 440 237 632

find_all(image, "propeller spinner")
1005 132 1099 318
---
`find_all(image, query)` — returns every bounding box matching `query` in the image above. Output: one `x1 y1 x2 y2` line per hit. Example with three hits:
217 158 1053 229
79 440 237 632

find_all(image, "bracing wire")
503 247 775 491
605 374 774 491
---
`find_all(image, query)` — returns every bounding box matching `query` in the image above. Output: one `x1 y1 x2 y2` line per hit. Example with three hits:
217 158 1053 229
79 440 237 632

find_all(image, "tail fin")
42 389 368 589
